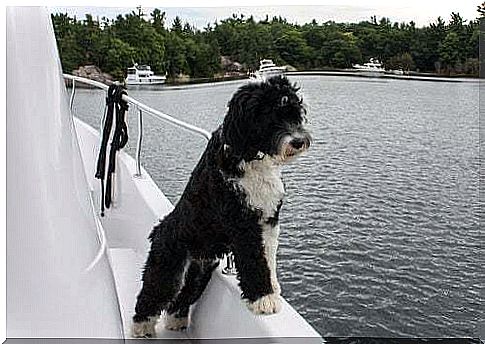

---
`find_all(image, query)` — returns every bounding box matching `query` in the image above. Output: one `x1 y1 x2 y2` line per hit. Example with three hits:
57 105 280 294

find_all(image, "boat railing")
64 74 238 275
63 74 211 177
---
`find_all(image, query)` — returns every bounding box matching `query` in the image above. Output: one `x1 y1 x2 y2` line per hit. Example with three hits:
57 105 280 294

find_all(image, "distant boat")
125 64 166 86
352 58 386 77
249 59 286 81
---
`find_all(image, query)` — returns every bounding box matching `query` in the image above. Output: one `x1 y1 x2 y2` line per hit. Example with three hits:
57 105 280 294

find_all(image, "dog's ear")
221 86 261 171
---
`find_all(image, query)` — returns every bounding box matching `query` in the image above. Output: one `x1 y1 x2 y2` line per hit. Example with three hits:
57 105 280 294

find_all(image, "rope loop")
95 84 129 216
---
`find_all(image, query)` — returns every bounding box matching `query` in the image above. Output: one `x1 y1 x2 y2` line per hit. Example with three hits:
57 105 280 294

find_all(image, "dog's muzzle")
289 136 311 150
281 132 311 160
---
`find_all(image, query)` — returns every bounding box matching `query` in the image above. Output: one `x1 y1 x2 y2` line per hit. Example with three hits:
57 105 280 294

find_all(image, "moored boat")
249 59 287 81
352 58 386 77
125 63 167 86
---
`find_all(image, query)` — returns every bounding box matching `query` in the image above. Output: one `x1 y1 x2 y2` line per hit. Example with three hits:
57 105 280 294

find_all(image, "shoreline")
165 69 479 86
161 69 479 85
165 70 478 86
286 70 478 83
64 69 478 89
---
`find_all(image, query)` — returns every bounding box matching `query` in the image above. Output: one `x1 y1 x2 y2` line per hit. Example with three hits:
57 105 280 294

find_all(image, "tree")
97 37 136 79
164 32 188 77
172 16 183 34
271 28 310 68
151 8 166 35
440 32 461 73
478 2 485 17
110 12 166 73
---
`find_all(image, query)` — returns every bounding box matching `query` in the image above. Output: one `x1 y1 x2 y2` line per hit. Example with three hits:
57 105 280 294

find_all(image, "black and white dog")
132 76 311 338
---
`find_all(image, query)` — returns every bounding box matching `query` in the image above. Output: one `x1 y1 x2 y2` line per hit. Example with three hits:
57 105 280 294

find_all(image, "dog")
132 76 311 338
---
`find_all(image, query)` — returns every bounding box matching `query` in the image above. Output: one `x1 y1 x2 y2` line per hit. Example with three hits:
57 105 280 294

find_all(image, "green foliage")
110 13 165 74
96 36 136 80
439 32 461 73
479 2 485 17
51 7 480 80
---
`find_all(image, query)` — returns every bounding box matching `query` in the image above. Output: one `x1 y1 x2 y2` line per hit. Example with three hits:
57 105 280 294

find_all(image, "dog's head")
221 76 311 171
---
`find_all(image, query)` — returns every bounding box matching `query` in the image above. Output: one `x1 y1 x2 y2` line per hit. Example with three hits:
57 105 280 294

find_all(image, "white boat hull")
357 70 386 78
7 7 123 338
125 79 166 86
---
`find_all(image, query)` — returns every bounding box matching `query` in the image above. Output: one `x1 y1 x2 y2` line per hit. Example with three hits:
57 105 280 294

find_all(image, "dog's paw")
131 317 157 338
247 293 282 315
164 314 188 331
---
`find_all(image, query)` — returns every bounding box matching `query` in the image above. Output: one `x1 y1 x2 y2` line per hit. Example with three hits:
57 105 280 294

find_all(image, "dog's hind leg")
132 236 189 338
164 258 219 331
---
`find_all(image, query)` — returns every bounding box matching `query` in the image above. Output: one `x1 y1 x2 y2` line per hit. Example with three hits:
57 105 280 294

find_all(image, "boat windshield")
260 60 275 67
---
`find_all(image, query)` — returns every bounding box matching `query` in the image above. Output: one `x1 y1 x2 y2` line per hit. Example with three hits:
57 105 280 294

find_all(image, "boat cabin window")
127 69 136 75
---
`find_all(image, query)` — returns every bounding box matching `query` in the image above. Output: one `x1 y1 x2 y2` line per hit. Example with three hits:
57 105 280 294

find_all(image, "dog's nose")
290 138 305 150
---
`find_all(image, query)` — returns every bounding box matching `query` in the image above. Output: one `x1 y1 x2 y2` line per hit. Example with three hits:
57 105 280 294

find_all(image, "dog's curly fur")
132 76 311 338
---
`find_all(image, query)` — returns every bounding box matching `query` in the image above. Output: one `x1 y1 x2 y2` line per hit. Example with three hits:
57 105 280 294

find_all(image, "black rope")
95 84 129 216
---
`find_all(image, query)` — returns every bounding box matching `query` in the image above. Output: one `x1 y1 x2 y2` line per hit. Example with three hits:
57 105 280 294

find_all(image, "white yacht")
352 58 386 77
249 59 287 81
125 63 167 86
7 7 322 343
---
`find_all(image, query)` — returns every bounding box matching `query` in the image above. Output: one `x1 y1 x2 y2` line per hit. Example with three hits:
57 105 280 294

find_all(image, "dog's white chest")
237 157 284 218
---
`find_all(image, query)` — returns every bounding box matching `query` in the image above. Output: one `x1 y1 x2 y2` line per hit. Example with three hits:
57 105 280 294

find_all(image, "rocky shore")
65 65 114 88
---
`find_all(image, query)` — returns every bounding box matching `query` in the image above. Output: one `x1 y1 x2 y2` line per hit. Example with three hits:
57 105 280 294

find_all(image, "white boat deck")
109 248 190 340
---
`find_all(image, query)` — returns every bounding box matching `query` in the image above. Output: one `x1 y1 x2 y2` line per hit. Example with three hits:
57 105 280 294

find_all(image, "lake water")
71 76 482 339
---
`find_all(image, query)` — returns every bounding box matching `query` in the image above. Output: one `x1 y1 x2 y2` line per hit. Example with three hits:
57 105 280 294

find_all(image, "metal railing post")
69 79 76 112
134 106 143 177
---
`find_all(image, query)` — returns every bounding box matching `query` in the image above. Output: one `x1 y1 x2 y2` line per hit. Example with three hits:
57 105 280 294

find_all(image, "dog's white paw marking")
131 317 157 338
164 314 188 331
272 280 281 295
247 293 282 315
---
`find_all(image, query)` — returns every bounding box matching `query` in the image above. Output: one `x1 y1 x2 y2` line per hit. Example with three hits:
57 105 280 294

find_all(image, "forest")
51 6 480 81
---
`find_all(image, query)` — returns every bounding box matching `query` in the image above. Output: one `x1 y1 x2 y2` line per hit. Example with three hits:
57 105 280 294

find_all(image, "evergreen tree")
440 32 461 73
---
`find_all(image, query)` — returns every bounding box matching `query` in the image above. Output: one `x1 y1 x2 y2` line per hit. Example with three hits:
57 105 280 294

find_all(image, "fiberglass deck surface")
108 248 191 340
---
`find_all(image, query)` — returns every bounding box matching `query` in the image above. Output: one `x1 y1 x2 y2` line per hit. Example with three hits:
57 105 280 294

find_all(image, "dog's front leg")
233 229 281 315
263 223 280 295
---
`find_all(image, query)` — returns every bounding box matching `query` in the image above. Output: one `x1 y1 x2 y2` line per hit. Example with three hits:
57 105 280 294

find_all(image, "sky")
50 0 479 29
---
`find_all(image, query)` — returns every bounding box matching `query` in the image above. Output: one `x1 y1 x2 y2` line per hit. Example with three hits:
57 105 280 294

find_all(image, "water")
71 76 483 339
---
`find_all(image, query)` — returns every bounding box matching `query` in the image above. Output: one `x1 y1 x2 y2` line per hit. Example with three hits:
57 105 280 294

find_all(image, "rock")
72 65 114 84
284 65 298 72
221 56 244 73
175 73 191 82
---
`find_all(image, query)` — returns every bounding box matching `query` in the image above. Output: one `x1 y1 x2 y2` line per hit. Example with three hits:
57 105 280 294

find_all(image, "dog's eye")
280 96 288 107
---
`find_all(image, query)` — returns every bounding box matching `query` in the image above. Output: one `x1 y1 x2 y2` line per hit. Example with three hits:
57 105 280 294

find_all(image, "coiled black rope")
95 84 129 216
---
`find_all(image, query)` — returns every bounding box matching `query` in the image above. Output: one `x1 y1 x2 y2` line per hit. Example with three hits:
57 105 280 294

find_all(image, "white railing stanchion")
134 106 143 178
69 79 76 112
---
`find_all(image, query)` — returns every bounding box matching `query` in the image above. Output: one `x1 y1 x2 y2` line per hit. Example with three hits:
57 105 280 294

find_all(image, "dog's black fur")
133 76 310 334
